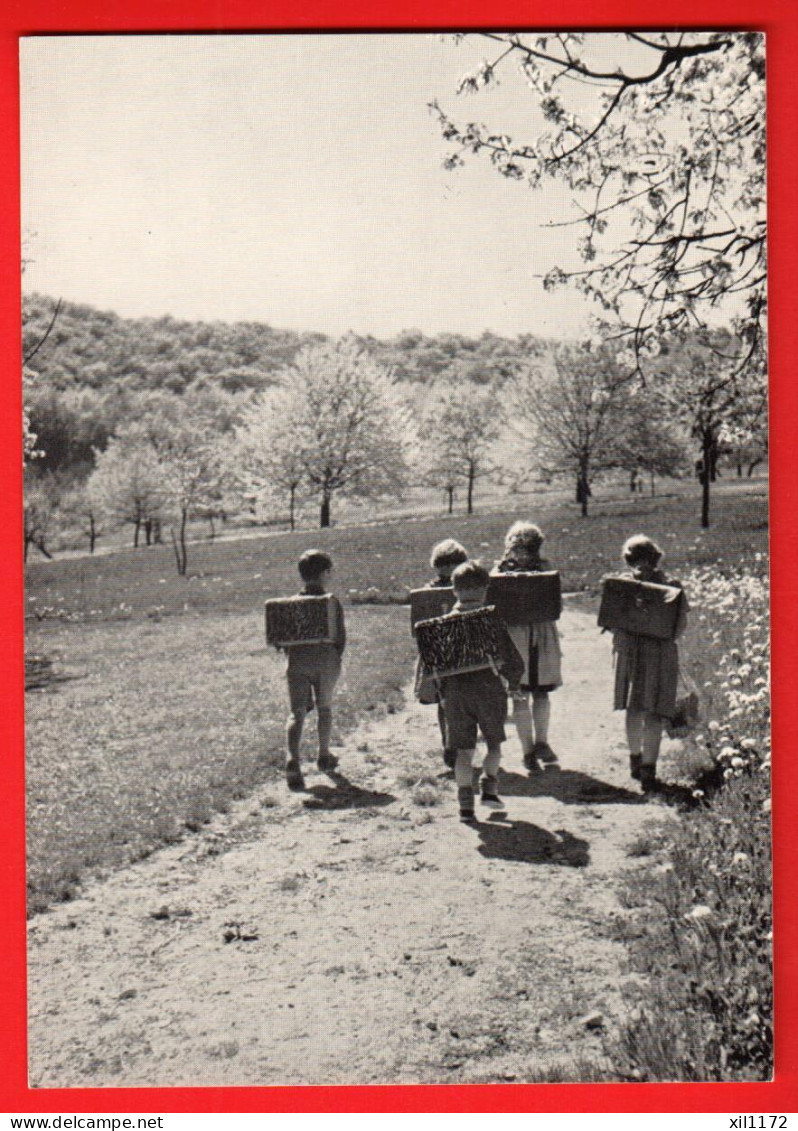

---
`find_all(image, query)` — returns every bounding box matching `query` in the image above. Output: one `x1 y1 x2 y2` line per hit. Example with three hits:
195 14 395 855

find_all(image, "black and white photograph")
21 31 770 1087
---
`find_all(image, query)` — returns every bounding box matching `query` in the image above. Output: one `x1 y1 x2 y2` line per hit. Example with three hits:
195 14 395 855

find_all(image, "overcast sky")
21 34 637 338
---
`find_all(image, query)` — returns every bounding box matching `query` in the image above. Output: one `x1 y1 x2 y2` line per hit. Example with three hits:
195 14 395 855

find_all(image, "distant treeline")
22 292 546 476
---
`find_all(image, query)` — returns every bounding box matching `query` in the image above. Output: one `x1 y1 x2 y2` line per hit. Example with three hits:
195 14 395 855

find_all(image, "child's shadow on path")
500 767 644 805
476 817 590 867
302 771 395 812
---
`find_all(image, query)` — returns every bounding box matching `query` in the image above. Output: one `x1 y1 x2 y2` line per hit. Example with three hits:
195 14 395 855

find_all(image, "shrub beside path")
28 605 682 1086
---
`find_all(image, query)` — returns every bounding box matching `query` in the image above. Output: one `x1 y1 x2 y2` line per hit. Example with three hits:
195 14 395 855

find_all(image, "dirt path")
28 606 680 1087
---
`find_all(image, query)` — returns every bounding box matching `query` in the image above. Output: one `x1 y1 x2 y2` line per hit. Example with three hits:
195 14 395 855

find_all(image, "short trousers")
286 644 341 715
442 669 508 749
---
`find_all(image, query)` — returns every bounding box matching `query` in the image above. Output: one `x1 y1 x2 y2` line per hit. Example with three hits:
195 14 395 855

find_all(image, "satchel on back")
265 593 338 647
598 576 684 640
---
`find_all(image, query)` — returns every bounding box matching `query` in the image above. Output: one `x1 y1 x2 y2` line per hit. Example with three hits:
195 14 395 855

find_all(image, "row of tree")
24 326 767 571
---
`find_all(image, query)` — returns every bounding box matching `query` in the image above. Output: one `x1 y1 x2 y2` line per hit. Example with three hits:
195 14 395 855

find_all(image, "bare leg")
625 709 645 780
512 693 534 755
625 709 645 755
437 700 448 749
532 690 551 745
317 706 333 760
641 713 664 767
482 742 502 779
286 710 306 767
454 749 475 789
455 748 476 818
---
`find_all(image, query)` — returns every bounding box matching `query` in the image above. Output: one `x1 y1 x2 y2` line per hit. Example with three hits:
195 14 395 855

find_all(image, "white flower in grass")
719 746 737 760
740 738 757 750
731 756 746 769
686 905 713 922
732 852 750 867
708 720 721 732
762 796 772 813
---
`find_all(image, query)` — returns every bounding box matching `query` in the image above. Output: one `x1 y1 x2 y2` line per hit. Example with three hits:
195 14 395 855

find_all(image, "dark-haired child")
612 535 689 793
282 549 346 791
494 521 563 774
440 561 524 821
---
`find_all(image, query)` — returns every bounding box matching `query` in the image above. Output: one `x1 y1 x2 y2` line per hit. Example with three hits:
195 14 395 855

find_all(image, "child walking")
439 561 524 822
612 535 689 794
418 539 469 769
282 550 346 791
494 521 563 774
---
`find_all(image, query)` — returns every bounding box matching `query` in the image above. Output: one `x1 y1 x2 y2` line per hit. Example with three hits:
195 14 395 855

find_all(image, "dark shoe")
523 751 543 776
640 765 658 794
629 754 642 781
317 753 339 773
458 786 476 822
443 748 457 770
533 741 558 765
480 775 504 810
286 765 306 792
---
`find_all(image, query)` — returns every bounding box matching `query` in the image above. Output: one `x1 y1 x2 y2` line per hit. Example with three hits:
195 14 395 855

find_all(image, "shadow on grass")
475 815 590 867
499 767 644 805
25 656 84 692
302 771 395 812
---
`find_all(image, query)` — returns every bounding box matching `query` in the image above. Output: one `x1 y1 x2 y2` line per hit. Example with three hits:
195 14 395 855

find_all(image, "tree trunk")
650 469 656 496
89 515 96 555
447 486 454 515
153 518 163 544
320 493 331 529
179 508 188 575
467 464 475 515
577 460 590 517
737 460 743 478
289 485 296 532
208 514 215 541
709 439 719 483
747 458 763 477
701 431 712 529
35 538 53 560
144 519 152 546
134 517 141 548
24 534 30 563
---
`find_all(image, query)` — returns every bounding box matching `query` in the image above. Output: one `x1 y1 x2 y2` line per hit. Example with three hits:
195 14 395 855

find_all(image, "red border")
3 2 796 1114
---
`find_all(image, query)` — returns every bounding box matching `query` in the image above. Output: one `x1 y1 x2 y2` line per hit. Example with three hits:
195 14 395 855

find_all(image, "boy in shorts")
441 561 524 821
283 550 346 791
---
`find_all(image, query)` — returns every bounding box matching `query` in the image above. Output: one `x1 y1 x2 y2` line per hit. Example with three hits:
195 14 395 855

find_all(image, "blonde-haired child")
494 521 563 774
612 534 689 793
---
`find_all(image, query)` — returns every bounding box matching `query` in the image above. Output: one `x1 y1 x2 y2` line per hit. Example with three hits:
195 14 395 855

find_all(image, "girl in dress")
494 521 563 774
612 534 689 793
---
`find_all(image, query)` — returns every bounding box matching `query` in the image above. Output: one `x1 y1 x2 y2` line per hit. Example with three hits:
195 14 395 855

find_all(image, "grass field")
24 481 768 915
25 606 415 914
26 482 768 623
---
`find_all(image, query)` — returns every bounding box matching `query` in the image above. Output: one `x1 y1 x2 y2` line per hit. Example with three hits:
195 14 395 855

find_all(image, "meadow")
24 482 768 917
